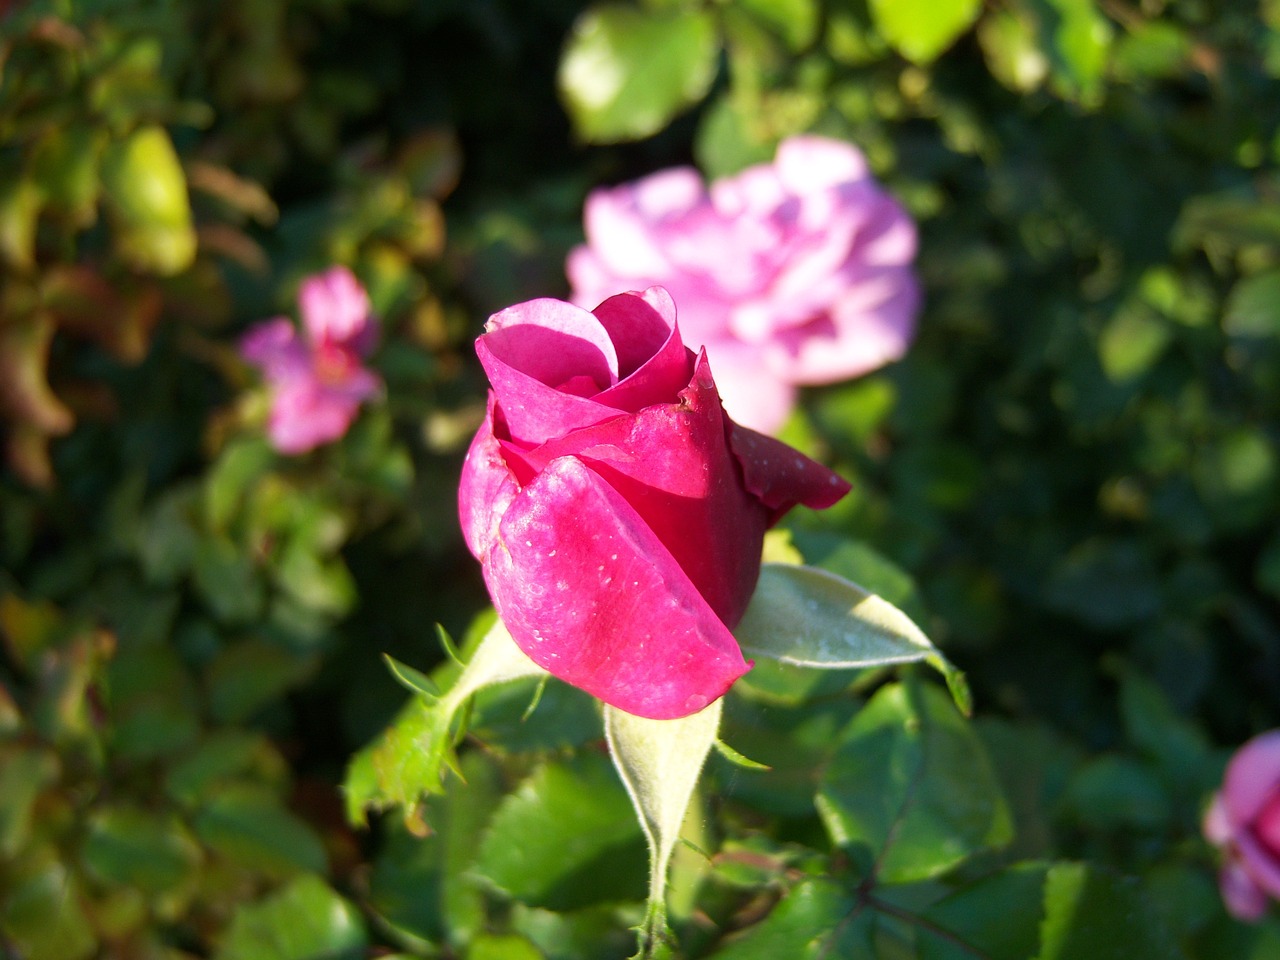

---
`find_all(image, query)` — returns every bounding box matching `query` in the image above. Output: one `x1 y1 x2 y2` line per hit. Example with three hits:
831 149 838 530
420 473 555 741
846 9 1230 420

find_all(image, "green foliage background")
2 0 1279 957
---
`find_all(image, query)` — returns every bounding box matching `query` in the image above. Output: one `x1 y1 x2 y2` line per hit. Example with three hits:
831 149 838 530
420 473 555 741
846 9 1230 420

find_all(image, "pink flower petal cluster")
241 266 381 454
458 287 850 720
1204 730 1280 920
567 135 920 434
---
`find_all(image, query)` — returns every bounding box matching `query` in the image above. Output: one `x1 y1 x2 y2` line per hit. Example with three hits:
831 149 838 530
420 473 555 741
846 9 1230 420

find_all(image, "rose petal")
1204 793 1233 847
774 135 870 191
267 380 361 454
501 351 769 626
483 455 750 720
593 288 695 411
772 271 920 384
484 297 619 387
1223 730 1280 825
241 317 310 382
299 266 372 345
458 394 522 559
583 168 705 279
1235 829 1280 899
478 298 622 444
1221 856 1271 921
729 422 852 521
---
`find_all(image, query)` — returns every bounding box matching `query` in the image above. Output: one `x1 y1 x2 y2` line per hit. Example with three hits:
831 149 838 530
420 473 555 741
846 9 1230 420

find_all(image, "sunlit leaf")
559 4 718 142
736 563 970 714
868 0 981 64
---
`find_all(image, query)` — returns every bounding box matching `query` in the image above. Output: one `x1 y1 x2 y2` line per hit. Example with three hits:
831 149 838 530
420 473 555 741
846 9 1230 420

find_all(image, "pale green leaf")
736 563 970 714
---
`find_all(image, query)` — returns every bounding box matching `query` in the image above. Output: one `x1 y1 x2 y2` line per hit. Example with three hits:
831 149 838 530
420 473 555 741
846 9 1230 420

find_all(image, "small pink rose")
1204 730 1280 921
567 135 921 434
458 287 850 719
241 266 381 454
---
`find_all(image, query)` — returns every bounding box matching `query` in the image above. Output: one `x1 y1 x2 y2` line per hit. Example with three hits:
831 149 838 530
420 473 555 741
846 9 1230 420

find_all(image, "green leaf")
919 862 1053 960
868 0 982 64
469 935 544 960
30 123 104 227
1099 305 1171 382
1224 270 1280 338
204 436 273 531
1063 754 1172 832
81 805 202 895
0 745 59 858
735 563 970 714
475 752 647 911
1042 0 1112 104
193 536 266 625
704 879 872 959
816 682 1012 883
207 640 318 723
0 848 96 960
736 0 818 51
215 874 368 960
604 699 722 957
193 784 327 878
1034 863 1187 960
367 752 503 948
558 4 718 143
100 125 196 276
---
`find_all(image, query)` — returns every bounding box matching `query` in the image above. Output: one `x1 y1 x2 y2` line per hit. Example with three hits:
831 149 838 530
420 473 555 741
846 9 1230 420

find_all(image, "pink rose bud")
567 135 921 434
458 287 850 719
1204 730 1280 920
240 266 381 454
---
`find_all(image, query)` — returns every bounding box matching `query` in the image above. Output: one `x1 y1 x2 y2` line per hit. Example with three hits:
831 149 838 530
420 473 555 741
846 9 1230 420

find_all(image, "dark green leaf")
817 682 1011 883
193 784 327 877
476 752 647 911
705 879 871 959
1034 863 1187 960
919 862 1052 960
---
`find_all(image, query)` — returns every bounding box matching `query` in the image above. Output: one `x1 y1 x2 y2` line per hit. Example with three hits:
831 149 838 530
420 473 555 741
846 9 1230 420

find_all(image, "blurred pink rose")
458 286 850 719
241 266 381 454
567 135 920 434
1204 730 1280 920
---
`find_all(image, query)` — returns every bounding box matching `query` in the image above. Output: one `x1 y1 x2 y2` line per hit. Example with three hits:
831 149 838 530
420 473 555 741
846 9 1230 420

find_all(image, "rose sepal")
604 699 723 960
735 562 971 715
343 618 548 830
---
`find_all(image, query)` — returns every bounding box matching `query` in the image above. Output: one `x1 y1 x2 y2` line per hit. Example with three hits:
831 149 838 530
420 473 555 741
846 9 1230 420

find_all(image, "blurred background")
1 0 1278 957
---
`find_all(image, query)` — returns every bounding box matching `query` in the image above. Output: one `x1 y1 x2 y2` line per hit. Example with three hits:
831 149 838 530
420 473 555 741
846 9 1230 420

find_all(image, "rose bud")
458 286 849 719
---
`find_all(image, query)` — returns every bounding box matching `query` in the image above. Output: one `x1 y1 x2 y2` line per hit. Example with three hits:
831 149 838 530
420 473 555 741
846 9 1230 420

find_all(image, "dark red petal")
729 421 852 523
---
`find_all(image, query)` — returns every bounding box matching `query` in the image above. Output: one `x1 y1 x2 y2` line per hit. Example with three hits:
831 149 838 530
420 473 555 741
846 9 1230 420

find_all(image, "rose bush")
458 286 850 719
1203 730 1280 920
241 265 381 454
566 136 920 434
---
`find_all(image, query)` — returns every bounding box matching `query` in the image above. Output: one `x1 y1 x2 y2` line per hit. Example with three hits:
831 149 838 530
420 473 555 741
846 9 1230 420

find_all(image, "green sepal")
605 700 723 960
343 618 547 829
713 738 772 771
383 654 441 700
